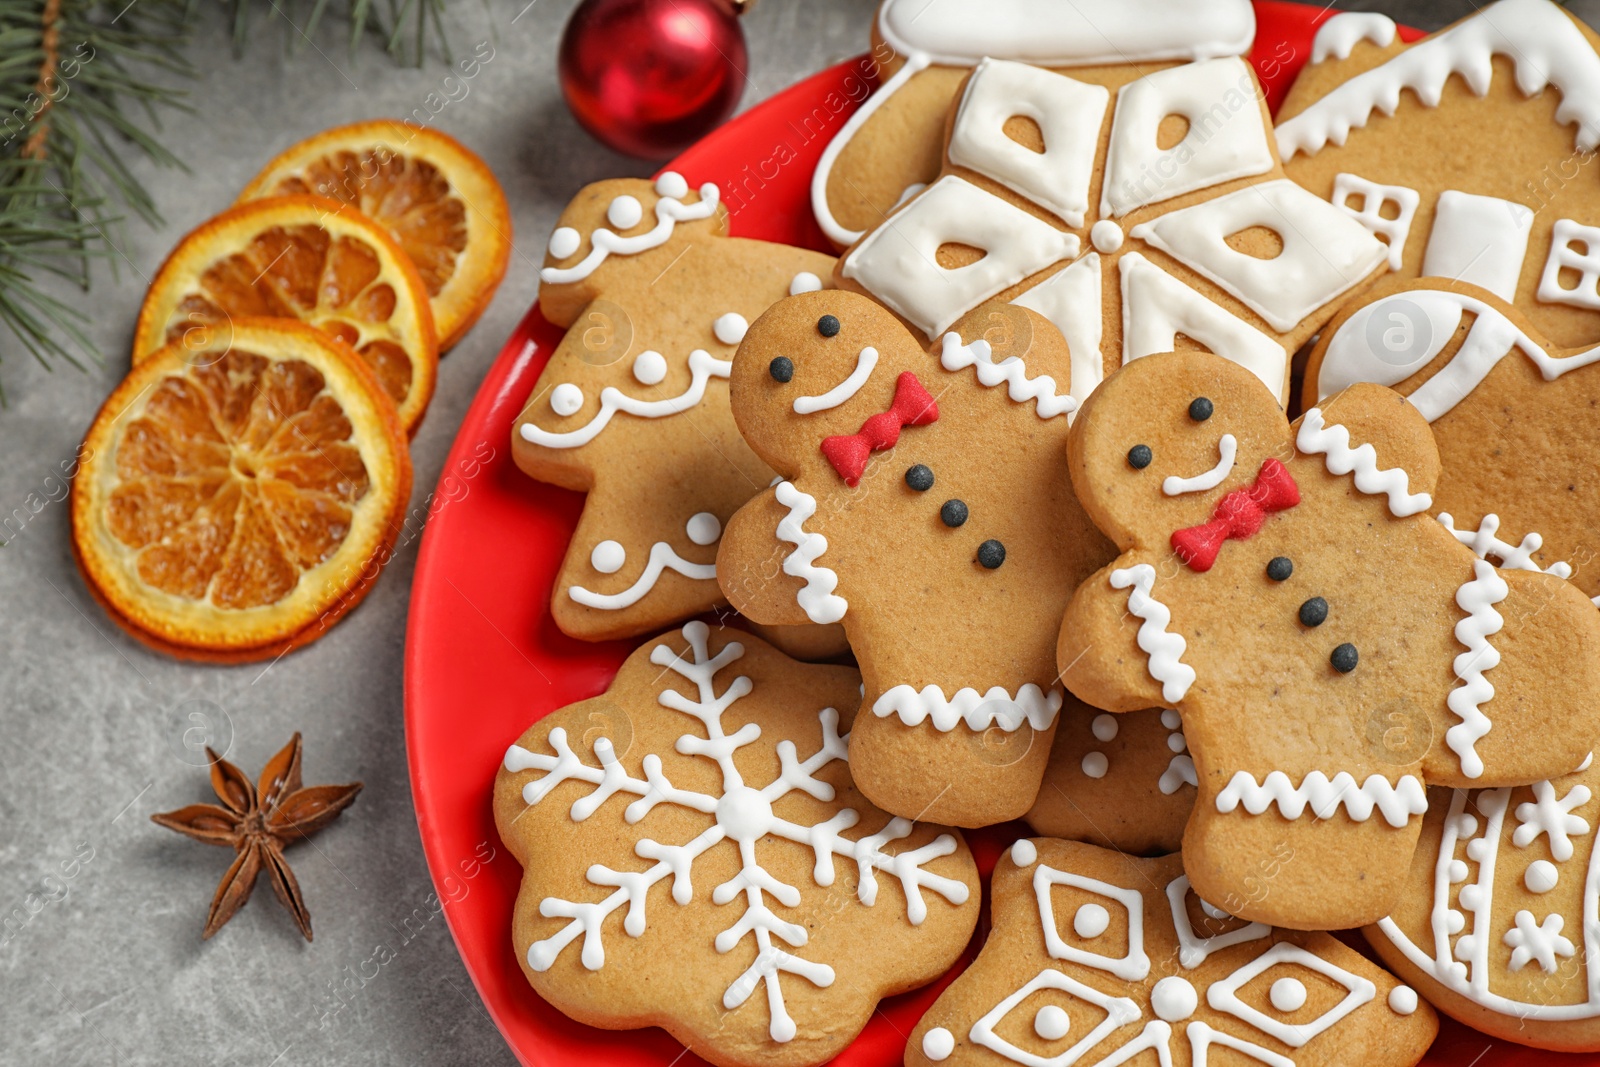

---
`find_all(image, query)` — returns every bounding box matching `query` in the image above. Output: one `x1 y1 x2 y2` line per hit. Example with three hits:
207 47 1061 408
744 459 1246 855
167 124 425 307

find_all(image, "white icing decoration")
922 1027 955 1061
840 175 1079 339
1439 513 1574 580
1128 179 1387 333
1081 752 1108 779
1526 859 1560 894
1207 942 1376 1047
872 683 1061 733
1514 780 1593 860
522 349 731 449
1199 898 1231 921
1295 407 1433 516
1035 864 1150 980
1330 173 1419 272
1269 976 1307 1013
607 194 643 230
1152 975 1199 1021
713 312 748 346
937 333 1076 418
1446 559 1508 779
1539 218 1600 310
1091 714 1118 742
1277 0 1600 161
1011 254 1104 409
550 382 584 417
772 481 847 625
569 543 716 610
1165 875 1269 969
1073 902 1111 939
1215 770 1428 827
1186 1020 1294 1067
1033 1003 1072 1041
631 350 667 385
1584 753 1596 772
502 622 968 1041
969 967 1142 1067
1090 220 1122 254
1100 58 1274 219
685 512 721 547
1110 564 1195 704
789 271 822 296
1388 986 1419 1015
1010 839 1037 867
1505 910 1575 973
1312 12 1398 63
541 181 720 285
947 58 1109 228
590 540 625 574
1161 755 1198 796
1421 191 1532 301
793 346 878 415
1118 252 1288 401
548 226 581 260
654 171 689 200
1162 434 1237 496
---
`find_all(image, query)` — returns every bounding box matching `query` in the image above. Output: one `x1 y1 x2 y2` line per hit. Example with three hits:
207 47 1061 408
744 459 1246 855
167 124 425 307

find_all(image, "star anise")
152 733 362 941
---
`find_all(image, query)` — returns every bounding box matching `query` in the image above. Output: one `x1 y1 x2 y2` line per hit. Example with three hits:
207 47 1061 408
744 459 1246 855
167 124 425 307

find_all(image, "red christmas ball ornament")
559 0 749 160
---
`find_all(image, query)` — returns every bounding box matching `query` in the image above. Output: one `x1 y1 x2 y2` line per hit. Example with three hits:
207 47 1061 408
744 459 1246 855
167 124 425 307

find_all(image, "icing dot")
1465 837 1491 862
1444 909 1465 935
921 1027 955 1061
1161 708 1182 730
1033 1004 1071 1041
1447 859 1469 883
713 312 748 345
607 194 643 229
1090 219 1123 253
1331 642 1359 673
547 226 581 259
1010 839 1038 867
654 171 689 199
632 350 667 385
685 512 721 546
769 356 794 383
789 271 823 295
1299 597 1329 627
1128 444 1153 469
1459 884 1486 911
1526 859 1560 894
977 539 1006 570
1451 813 1479 838
817 314 841 338
550 383 584 416
1081 751 1108 778
1167 732 1187 753
1151 976 1198 1021
1073 903 1110 939
1270 977 1308 1013
906 464 935 491
1188 396 1215 422
1091 714 1119 743
940 500 968 528
1388 986 1419 1015
1267 556 1293 581
590 540 626 574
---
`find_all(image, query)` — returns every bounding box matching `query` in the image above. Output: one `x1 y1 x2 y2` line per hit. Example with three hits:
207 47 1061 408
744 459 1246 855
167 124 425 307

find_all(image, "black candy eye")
817 315 840 338
905 464 934 491
1266 557 1293 581
1298 597 1328 627
769 356 794 383
977 539 1006 569
1127 444 1153 469
1331 643 1359 673
940 500 968 527
1189 397 1214 422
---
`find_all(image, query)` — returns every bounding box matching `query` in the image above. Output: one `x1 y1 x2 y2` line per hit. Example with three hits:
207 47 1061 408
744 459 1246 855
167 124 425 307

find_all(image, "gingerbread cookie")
1306 277 1600 604
811 0 1258 248
1279 0 1600 350
516 174 841 644
494 621 978 1067
719 290 1189 841
908 837 1437 1066
1370 753 1600 1051
1058 350 1600 929
832 53 1388 405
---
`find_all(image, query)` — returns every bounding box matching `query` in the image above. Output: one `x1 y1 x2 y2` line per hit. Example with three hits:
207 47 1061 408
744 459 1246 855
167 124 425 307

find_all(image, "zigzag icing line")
1446 558 1508 780
541 181 721 285
1216 770 1428 827
1296 407 1432 516
773 481 847 625
937 333 1076 418
1110 564 1195 703
872 683 1062 732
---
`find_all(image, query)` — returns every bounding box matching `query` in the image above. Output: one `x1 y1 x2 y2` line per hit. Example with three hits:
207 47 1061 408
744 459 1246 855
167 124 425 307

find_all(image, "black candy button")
977 539 1006 569
769 356 794 383
1189 397 1214 422
817 314 841 338
1299 597 1328 627
940 500 968 527
1266 557 1293 582
905 464 934 491
1331 643 1359 674
1127 444 1153 470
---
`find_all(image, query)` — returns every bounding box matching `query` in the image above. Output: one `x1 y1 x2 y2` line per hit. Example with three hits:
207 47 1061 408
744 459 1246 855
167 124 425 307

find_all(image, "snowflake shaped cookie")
908 838 1435 1067
493 621 978 1065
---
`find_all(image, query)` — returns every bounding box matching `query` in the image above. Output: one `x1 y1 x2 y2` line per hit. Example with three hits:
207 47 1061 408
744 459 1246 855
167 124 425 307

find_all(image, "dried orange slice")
73 319 412 661
133 195 438 434
238 120 512 351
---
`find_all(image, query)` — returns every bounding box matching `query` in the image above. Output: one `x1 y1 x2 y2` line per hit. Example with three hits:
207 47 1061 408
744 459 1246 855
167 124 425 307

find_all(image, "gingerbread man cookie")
1279 0 1600 350
908 837 1437 1067
832 52 1389 405
811 0 1258 248
1059 350 1600 929
717 290 1119 828
516 174 840 643
494 621 979 1067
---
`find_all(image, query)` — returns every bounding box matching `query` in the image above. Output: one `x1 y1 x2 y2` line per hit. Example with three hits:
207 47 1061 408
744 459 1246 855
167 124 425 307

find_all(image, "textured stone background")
0 0 1527 1063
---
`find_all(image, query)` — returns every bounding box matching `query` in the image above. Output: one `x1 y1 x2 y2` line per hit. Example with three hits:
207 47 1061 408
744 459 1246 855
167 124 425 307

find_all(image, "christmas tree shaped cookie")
1059 350 1600 929
516 174 839 642
494 621 978 1066
907 838 1437 1067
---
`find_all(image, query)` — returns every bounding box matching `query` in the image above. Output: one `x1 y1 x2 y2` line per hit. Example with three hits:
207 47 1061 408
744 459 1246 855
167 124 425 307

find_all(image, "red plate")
403 6 1573 1064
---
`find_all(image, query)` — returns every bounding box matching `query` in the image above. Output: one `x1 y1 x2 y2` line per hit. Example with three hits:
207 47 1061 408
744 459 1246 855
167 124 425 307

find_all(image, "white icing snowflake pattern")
1513 780 1593 861
1504 911 1576 974
501 621 970 1042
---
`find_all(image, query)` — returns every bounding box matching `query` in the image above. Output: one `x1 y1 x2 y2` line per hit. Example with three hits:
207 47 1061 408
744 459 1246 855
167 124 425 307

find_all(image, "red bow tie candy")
820 371 938 486
1170 458 1300 571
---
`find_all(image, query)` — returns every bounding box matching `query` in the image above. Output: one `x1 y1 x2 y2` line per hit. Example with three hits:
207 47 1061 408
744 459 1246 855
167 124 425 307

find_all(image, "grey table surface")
0 0 1529 1063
